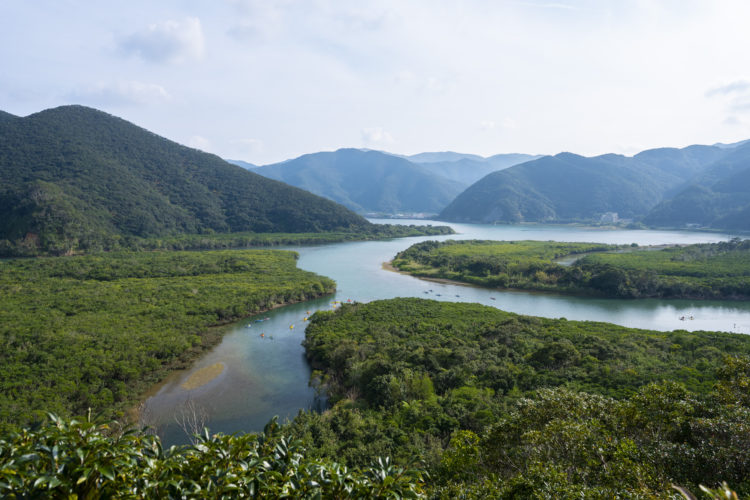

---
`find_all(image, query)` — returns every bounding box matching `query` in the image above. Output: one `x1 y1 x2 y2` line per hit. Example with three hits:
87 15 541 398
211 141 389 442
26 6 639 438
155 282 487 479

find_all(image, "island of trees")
298 298 750 497
392 239 750 300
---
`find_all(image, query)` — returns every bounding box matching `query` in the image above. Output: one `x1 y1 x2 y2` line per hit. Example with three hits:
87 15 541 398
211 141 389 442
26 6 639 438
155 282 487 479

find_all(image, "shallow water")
144 221 750 445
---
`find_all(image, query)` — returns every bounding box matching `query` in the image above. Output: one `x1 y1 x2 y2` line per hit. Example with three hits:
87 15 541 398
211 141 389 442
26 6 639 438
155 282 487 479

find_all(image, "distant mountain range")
5 105 747 241
253 149 462 214
439 142 750 231
244 149 537 214
411 153 540 186
0 106 371 255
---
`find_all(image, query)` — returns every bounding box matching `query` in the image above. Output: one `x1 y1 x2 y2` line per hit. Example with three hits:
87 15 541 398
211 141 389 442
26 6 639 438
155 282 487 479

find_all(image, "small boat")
490 297 496 300
290 324 294 329
303 317 308 321
260 333 265 338
455 295 460 297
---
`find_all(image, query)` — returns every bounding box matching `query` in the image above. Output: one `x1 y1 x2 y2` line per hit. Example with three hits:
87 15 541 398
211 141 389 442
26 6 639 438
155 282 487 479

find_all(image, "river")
144 221 750 445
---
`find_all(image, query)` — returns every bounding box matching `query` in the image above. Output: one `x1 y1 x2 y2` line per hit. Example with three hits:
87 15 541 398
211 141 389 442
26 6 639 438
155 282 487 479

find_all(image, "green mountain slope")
254 149 465 214
644 143 750 230
0 106 371 255
439 145 734 224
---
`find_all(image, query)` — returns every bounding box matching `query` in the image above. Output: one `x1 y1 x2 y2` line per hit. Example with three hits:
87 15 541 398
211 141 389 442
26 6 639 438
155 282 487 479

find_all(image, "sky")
2 0 750 165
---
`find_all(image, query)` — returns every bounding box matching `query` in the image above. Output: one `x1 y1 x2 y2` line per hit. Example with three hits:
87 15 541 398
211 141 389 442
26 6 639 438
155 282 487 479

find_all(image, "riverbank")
0 249 338 433
128 289 335 427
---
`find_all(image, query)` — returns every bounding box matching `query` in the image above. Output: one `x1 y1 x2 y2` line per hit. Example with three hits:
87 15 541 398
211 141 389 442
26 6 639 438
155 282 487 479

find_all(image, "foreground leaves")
0 415 426 499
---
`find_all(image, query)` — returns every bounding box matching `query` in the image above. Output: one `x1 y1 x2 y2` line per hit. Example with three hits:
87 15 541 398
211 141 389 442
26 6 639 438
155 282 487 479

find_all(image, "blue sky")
2 0 750 164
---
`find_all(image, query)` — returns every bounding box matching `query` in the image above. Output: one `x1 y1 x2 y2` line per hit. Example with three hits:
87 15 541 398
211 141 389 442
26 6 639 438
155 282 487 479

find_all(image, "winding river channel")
144 220 750 445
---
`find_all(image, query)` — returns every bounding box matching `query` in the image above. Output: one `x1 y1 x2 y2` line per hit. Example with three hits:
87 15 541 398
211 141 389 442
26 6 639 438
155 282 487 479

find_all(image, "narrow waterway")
144 221 750 445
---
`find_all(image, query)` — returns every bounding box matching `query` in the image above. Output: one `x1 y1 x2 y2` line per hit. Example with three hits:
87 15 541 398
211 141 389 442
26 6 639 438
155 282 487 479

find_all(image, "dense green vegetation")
295 298 750 497
255 148 465 214
0 224 454 257
0 106 375 256
3 299 747 498
0 415 426 499
121 224 454 252
438 144 741 226
393 239 750 299
0 249 335 432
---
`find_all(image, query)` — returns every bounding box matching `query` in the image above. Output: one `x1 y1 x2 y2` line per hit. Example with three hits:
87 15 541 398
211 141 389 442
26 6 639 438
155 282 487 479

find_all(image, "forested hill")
0 106 371 255
254 148 464 214
438 143 739 224
644 142 750 231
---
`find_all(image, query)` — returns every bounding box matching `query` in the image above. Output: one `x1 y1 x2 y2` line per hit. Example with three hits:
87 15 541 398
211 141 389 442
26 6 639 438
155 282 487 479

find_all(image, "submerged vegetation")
0 249 336 432
393 238 750 299
296 298 750 497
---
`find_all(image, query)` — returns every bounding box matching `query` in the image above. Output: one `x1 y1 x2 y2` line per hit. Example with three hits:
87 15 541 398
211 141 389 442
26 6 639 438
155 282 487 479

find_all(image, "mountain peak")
0 105 370 255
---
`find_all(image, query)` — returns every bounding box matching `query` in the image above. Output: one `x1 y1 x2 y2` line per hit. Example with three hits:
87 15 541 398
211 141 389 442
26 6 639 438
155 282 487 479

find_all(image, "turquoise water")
144 221 750 445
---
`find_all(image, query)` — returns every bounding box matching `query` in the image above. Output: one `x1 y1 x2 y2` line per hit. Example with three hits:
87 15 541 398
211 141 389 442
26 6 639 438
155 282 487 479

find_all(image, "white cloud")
119 18 205 64
188 135 211 151
706 78 750 127
361 127 395 147
723 116 742 126
706 80 750 97
7 1 750 162
69 80 171 106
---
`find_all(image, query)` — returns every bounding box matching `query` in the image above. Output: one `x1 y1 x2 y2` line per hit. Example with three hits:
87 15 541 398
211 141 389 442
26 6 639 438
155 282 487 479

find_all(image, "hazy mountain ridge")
254 148 466 214
0 106 371 255
417 153 541 185
250 149 537 214
405 151 487 163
